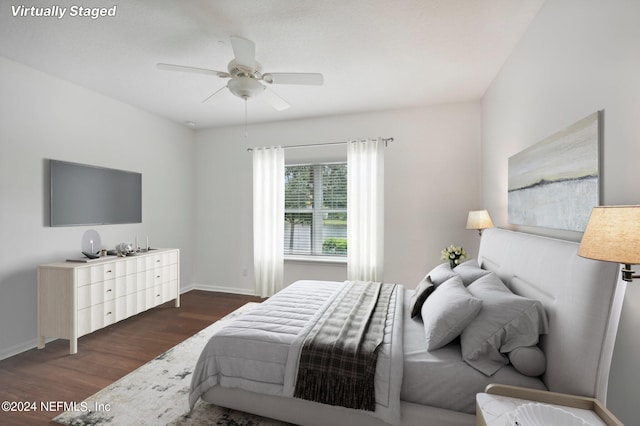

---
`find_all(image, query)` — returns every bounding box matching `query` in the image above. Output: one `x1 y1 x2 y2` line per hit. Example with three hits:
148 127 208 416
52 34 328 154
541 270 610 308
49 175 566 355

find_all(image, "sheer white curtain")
253 147 284 297
347 138 384 282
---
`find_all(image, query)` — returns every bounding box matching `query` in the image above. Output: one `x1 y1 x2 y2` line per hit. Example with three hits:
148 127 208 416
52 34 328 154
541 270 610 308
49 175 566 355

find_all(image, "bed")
189 228 626 425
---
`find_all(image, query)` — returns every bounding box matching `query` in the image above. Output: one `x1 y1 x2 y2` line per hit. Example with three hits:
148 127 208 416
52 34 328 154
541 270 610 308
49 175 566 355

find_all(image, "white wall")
481 1 640 423
194 103 483 293
0 57 197 359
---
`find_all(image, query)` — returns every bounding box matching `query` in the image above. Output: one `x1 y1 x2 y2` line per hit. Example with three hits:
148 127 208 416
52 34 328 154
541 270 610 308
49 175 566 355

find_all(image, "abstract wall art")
508 111 602 232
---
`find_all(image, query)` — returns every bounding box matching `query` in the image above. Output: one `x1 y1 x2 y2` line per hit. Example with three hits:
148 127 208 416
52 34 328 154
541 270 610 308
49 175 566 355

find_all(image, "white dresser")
37 248 180 354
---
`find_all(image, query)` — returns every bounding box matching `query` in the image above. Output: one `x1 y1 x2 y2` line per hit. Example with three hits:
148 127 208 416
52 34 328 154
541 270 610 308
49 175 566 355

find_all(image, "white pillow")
509 345 547 377
426 262 457 286
453 259 491 286
460 273 548 376
409 263 458 319
421 275 482 351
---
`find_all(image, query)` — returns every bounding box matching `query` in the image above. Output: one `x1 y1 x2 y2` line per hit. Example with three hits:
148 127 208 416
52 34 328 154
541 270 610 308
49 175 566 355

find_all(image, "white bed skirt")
201 386 475 426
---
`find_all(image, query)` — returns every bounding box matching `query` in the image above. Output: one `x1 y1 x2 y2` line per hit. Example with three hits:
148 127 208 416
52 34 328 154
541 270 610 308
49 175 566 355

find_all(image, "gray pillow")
460 273 548 376
410 275 435 318
454 259 491 286
421 275 482 350
509 345 547 377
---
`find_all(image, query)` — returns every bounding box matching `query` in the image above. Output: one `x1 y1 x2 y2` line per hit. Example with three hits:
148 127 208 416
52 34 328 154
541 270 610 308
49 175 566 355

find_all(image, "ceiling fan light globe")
227 77 265 99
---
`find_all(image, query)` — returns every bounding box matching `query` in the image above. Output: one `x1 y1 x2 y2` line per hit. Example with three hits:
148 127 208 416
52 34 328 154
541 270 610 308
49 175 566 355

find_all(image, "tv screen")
50 160 142 227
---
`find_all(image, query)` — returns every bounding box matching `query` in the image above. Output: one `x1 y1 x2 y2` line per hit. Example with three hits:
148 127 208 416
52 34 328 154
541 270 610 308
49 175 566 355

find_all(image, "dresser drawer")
122 273 137 295
77 279 116 310
77 267 91 287
77 307 91 337
153 253 170 268
77 299 115 337
95 299 116 329
90 263 116 282
124 258 138 276
154 283 169 305
170 264 178 281
151 266 172 286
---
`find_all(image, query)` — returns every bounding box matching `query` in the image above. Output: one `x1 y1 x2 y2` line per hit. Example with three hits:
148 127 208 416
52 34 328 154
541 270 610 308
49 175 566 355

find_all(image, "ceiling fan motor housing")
227 76 265 99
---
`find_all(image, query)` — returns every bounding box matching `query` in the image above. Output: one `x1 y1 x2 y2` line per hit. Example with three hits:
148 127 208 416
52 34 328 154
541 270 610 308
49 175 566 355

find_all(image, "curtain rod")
246 137 394 152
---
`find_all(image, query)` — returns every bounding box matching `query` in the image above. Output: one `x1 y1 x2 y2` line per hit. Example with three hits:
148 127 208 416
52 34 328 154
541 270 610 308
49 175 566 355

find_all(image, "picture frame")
508 111 602 232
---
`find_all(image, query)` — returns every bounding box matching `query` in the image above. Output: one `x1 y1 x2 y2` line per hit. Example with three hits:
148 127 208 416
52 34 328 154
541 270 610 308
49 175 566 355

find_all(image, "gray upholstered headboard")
477 228 626 404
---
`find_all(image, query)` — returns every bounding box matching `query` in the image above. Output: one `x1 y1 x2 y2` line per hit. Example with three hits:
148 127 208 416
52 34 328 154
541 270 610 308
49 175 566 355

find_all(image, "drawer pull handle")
106 311 112 316
106 270 112 273
106 289 112 293
156 260 161 263
156 275 161 278
156 294 161 297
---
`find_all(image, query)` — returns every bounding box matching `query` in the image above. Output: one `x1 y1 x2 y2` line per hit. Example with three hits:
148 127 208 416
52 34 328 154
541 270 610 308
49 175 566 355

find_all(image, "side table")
476 384 622 426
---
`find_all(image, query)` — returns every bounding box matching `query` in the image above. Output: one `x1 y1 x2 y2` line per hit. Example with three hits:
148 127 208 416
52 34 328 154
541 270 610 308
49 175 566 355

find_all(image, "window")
284 163 347 258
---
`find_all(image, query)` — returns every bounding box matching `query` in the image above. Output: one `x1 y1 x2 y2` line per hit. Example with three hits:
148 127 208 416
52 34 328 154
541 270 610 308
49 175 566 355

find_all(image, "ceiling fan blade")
156 63 230 78
202 85 228 103
262 88 290 111
230 36 256 70
262 73 324 86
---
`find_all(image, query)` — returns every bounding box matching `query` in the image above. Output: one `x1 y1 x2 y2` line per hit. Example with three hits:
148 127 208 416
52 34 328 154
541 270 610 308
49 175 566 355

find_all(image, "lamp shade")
466 210 494 230
578 205 640 265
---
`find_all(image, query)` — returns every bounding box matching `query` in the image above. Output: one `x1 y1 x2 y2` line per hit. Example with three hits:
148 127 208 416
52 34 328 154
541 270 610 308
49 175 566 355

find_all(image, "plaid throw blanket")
294 281 396 411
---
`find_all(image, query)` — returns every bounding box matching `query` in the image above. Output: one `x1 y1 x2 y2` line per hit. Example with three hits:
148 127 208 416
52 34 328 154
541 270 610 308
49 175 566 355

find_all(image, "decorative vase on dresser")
37 248 180 354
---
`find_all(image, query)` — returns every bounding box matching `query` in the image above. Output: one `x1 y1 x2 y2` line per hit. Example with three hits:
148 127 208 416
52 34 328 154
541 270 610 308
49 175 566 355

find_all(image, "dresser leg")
70 339 77 355
37 335 45 349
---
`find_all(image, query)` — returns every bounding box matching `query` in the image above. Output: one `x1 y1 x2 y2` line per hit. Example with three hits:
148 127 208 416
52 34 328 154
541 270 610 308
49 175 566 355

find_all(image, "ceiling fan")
156 36 324 111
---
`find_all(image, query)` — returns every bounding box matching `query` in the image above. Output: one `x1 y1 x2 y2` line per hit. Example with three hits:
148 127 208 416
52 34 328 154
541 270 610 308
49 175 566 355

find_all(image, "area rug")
54 302 292 426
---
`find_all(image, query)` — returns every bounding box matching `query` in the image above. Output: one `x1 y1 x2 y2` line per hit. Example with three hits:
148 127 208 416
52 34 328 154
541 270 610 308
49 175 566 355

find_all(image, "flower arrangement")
441 245 467 268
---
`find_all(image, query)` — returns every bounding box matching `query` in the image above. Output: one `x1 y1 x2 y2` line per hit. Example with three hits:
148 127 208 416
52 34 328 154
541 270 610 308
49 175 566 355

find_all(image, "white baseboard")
0 338 43 361
180 283 256 296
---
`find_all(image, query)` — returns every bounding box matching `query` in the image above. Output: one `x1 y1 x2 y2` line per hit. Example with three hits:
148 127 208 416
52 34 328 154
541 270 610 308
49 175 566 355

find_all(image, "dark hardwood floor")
0 290 263 425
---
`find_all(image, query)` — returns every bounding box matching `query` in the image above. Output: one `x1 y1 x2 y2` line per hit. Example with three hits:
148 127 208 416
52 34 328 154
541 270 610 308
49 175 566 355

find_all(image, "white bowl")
514 403 592 426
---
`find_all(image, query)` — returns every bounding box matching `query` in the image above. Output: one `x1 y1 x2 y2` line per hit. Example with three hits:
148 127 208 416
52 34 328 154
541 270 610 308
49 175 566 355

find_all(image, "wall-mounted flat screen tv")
50 160 142 227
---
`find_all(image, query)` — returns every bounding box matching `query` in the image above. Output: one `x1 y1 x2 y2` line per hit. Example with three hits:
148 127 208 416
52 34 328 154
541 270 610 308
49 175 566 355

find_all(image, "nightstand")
476 384 623 426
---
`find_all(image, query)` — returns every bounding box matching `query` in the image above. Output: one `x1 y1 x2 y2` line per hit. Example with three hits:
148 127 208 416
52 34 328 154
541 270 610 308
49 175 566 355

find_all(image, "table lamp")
466 210 494 236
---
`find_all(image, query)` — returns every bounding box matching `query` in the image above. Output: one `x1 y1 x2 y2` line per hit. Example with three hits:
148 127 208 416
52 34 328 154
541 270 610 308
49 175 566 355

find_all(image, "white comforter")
189 280 404 425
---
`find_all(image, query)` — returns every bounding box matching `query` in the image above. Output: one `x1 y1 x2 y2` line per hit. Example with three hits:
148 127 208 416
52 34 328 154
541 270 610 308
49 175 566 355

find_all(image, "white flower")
440 244 467 266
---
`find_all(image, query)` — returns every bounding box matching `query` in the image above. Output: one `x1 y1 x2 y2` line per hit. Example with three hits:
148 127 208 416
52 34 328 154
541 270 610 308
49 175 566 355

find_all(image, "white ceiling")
0 0 545 129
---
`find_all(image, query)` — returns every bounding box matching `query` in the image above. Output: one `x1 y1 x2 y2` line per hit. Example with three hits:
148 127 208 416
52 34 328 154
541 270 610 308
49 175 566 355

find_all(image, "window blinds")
284 163 347 257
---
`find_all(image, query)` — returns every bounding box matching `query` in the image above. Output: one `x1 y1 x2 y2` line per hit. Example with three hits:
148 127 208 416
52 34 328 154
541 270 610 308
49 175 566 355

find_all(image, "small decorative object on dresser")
116 242 134 256
80 229 102 259
38 248 180 354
